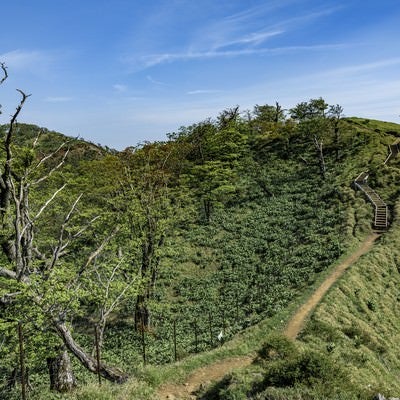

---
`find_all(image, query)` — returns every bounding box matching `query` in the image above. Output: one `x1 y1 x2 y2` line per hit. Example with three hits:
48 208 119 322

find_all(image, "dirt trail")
157 233 379 399
158 356 253 400
283 232 379 339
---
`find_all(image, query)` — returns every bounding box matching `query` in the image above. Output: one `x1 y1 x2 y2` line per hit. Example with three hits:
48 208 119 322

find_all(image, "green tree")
289 98 332 179
327 104 344 161
289 97 329 121
179 115 248 221
254 102 285 124
118 140 190 330
0 63 128 391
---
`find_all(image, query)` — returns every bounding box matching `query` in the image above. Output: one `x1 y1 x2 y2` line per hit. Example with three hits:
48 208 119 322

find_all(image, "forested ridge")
2 64 400 399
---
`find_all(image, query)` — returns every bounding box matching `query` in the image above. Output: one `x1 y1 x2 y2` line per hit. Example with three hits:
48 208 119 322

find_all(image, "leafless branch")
103 265 135 320
36 184 67 221
71 215 100 239
0 62 7 85
34 141 70 170
48 193 83 271
8 89 31 131
55 215 101 260
0 291 21 305
32 247 46 260
31 148 70 186
32 130 42 149
78 227 120 277
3 92 27 179
0 267 29 283
1 90 31 218
0 266 18 280
65 193 83 221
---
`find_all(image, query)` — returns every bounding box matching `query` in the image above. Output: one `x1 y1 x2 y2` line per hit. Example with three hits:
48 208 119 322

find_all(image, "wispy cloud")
215 30 284 50
320 57 400 77
1 49 44 68
44 96 73 103
187 89 223 95
0 49 55 72
113 84 128 92
221 0 297 24
271 6 343 31
141 43 347 68
201 3 341 51
146 75 168 85
128 3 343 70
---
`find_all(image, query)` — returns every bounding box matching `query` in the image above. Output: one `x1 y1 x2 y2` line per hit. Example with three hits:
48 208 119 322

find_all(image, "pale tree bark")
55 322 128 383
47 349 77 392
93 260 135 351
0 64 129 390
313 136 326 180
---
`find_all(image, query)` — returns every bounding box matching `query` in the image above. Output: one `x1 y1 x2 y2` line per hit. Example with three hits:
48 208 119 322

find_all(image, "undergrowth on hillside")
297 201 400 398
2 97 400 399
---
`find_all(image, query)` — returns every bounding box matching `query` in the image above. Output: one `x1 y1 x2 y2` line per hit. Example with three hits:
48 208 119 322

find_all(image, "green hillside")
1 97 400 400
198 219 400 399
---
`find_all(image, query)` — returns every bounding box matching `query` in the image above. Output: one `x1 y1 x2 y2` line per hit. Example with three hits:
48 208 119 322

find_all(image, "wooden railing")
353 177 388 230
383 139 400 165
353 140 399 230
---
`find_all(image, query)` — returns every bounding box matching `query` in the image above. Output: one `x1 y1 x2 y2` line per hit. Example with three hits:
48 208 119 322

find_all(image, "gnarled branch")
0 62 7 85
55 321 128 383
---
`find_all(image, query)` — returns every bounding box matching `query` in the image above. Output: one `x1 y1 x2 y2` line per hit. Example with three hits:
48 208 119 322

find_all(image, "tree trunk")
5 367 18 391
135 295 150 331
313 136 326 180
5 367 32 391
47 349 77 392
55 322 128 383
334 124 340 161
203 199 212 222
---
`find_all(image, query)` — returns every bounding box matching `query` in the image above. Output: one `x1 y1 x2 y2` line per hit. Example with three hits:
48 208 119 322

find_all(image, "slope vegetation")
299 204 400 397
2 102 400 400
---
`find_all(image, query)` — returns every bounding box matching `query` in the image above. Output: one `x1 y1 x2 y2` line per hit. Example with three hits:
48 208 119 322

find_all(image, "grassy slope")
300 202 400 396
195 118 400 399
7 118 400 399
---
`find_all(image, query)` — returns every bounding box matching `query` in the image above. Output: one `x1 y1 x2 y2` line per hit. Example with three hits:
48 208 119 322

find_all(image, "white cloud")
140 43 346 68
113 84 128 92
221 0 298 25
130 2 345 70
187 89 223 95
202 4 340 51
215 30 284 50
44 96 73 102
0 49 53 71
319 58 400 77
146 75 168 85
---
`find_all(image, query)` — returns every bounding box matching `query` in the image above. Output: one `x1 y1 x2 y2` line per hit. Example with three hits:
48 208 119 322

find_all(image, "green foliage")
257 334 298 363
261 349 346 388
202 341 364 400
296 203 400 398
2 89 400 399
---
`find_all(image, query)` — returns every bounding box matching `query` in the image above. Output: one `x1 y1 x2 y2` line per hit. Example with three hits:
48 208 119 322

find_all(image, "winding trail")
283 232 379 339
157 233 380 400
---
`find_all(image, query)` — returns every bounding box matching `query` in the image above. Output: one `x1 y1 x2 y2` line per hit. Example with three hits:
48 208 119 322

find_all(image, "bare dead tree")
0 64 129 388
0 62 7 85
92 259 137 351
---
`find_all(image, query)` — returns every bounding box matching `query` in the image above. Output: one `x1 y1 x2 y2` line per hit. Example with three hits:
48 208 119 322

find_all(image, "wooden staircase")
353 140 400 231
354 173 388 230
383 139 400 165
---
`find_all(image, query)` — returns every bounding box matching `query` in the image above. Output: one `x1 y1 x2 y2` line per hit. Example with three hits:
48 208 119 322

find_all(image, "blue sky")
1 0 399 149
